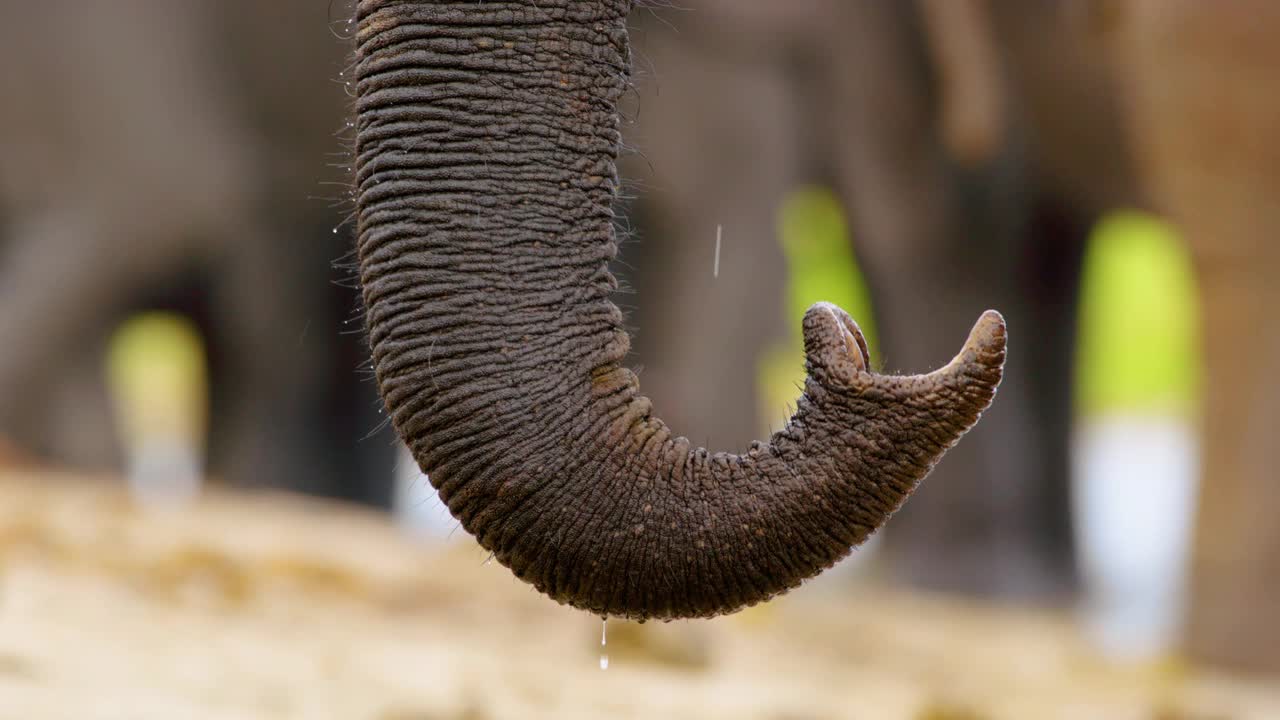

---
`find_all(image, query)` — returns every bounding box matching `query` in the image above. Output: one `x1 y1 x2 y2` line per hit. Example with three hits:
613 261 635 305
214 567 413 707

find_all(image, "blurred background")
0 1 1277 717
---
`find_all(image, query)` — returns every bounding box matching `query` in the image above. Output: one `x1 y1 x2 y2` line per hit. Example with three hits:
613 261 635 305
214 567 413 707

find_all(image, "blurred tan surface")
0 471 1276 720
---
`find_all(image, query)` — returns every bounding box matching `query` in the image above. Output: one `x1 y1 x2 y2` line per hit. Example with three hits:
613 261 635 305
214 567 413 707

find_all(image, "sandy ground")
0 471 1276 720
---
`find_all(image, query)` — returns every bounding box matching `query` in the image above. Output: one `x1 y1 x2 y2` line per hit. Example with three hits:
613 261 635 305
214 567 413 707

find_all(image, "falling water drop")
599 617 609 670
713 224 722 279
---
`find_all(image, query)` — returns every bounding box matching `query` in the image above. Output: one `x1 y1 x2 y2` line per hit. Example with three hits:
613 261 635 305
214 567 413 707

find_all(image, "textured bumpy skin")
353 0 1007 620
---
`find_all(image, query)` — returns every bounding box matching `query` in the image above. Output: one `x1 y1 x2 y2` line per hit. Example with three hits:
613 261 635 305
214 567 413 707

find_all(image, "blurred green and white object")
1072 211 1202 660
106 312 208 509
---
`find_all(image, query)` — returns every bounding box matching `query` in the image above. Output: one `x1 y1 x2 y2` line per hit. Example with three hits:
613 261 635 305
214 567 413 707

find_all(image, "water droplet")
599 617 609 670
713 224 722 278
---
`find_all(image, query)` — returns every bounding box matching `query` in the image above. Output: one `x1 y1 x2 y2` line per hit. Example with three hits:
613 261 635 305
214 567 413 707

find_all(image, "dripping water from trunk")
599 617 609 670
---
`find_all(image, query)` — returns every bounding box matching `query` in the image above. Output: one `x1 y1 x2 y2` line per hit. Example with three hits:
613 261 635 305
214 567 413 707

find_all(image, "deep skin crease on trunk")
352 0 1007 620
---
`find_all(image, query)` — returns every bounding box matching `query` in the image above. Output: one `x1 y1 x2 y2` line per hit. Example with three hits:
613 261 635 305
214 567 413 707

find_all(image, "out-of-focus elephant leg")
1184 264 1280 672
0 211 174 466
206 220 339 497
1014 197 1089 592
621 25 800 451
821 2 1077 600
208 219 394 505
1109 0 1280 672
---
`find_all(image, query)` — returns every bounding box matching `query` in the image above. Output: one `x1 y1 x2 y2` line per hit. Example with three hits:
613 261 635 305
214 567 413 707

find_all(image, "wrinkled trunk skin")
353 0 1006 620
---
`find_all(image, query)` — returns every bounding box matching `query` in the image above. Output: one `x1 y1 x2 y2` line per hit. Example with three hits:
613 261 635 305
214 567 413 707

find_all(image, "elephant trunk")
353 0 1006 620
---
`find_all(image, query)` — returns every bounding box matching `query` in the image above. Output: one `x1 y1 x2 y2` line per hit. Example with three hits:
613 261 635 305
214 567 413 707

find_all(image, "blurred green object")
105 311 209 446
757 186 877 432
1075 211 1202 418
105 312 209 505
